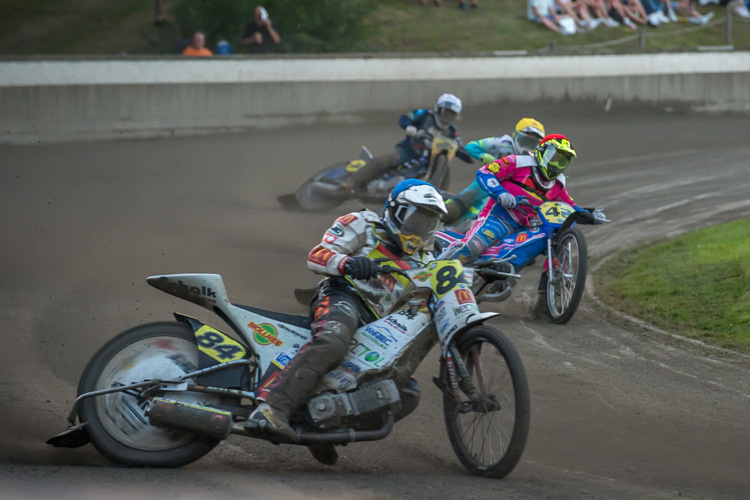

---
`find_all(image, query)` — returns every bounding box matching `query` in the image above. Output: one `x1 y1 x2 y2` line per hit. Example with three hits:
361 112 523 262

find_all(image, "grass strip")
597 219 749 353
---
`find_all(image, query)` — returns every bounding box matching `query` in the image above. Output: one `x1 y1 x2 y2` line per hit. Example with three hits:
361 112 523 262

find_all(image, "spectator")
607 0 640 28
242 5 281 54
154 0 170 27
528 0 565 33
555 0 596 30
674 0 716 23
619 0 650 25
458 0 479 10
182 32 213 57
582 0 622 26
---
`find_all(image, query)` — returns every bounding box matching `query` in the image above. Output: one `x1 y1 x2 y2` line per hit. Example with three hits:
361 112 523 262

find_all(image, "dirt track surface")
1 103 749 500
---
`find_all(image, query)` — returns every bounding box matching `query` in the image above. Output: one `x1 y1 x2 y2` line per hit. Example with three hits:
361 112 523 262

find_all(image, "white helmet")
435 93 462 129
383 179 448 255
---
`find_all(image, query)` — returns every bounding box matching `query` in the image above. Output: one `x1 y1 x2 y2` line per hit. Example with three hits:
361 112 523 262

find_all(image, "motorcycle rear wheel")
78 322 225 467
443 326 530 479
546 226 588 324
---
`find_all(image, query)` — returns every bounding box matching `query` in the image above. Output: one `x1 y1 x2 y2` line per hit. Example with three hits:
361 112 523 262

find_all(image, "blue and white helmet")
383 179 448 255
435 93 462 129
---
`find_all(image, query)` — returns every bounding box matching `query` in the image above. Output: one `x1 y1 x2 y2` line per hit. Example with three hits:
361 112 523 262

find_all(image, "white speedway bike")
48 259 530 478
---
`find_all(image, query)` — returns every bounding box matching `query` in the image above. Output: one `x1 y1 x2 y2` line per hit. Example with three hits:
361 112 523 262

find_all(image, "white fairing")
321 308 433 392
148 274 312 374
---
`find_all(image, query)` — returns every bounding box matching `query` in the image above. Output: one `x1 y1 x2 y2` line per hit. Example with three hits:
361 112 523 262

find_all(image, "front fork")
436 346 500 413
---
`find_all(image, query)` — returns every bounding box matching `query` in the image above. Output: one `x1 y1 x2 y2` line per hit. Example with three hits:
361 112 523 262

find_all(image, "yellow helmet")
513 118 546 155
533 134 576 182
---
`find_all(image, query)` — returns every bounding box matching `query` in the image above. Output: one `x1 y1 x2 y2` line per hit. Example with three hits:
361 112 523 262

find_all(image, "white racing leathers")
307 209 434 317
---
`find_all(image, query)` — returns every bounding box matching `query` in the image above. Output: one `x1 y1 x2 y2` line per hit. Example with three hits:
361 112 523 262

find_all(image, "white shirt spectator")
528 0 555 20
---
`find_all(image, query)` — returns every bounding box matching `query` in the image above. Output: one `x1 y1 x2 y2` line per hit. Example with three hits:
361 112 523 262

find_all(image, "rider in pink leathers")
439 134 605 303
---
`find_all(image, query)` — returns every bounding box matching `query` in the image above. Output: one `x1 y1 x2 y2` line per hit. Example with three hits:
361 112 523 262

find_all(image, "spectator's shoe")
690 11 715 24
624 17 637 30
458 2 469 10
603 17 620 27
646 13 661 26
587 18 603 30
245 403 296 442
667 10 678 22
656 11 671 23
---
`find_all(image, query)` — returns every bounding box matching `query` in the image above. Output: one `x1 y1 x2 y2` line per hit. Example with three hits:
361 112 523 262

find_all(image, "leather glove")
343 257 380 280
497 192 517 209
405 125 418 137
480 153 496 165
577 210 595 224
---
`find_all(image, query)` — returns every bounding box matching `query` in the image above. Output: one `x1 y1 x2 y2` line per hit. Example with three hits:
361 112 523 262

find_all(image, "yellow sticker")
194 325 247 363
345 159 366 172
428 260 465 299
539 201 574 224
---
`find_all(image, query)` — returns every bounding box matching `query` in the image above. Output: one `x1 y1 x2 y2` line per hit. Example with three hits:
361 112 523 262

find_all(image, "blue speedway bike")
435 199 609 324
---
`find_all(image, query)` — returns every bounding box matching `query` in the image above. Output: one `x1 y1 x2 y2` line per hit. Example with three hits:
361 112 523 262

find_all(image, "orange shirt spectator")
182 32 213 57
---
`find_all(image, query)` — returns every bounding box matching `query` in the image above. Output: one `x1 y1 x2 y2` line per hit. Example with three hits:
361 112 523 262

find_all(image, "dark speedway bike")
278 127 473 212
48 259 530 479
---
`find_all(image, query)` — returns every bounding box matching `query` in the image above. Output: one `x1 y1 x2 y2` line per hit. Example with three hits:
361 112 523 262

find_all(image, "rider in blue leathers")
442 118 546 224
342 94 464 190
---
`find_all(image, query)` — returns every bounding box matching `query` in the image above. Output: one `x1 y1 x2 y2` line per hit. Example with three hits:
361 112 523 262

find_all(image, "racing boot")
532 271 549 319
307 444 339 465
245 403 296 442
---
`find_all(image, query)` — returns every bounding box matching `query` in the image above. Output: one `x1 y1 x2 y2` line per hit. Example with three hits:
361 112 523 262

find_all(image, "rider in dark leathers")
342 94 464 190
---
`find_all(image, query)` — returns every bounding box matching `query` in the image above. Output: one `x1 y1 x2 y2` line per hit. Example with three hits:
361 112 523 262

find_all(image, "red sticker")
336 214 358 226
309 247 334 266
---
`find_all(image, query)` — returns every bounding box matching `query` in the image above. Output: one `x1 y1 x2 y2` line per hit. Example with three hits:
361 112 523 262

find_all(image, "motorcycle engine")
306 379 402 430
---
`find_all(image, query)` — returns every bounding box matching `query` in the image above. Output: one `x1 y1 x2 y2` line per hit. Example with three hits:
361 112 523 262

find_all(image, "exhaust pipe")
147 397 233 440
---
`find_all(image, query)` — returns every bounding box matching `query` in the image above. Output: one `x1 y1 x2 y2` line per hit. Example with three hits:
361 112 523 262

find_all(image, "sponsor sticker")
455 289 474 305
336 214 358 226
487 178 500 188
329 225 344 237
248 321 284 347
272 352 293 369
309 247 334 266
323 233 338 244
515 233 528 243
363 324 398 348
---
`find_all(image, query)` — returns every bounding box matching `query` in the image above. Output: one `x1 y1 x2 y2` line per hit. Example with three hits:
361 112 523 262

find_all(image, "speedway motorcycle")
48 259 530 479
278 127 473 212
436 200 609 324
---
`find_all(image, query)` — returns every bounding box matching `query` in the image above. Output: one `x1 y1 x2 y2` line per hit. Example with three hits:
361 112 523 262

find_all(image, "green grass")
1 0 748 55
597 220 750 353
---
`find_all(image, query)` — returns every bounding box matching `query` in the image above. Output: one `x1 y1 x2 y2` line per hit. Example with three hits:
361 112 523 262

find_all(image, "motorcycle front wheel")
442 326 530 479
425 154 450 191
77 322 226 467
546 226 588 324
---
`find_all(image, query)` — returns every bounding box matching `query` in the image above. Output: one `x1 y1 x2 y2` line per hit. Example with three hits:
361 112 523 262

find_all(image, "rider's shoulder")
333 210 377 228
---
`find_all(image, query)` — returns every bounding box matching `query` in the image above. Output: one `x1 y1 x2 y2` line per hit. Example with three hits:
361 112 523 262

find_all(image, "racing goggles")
538 143 573 179
514 131 543 154
437 107 458 125
394 206 440 253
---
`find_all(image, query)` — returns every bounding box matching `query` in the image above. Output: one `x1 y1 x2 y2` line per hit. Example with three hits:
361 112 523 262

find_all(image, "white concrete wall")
1 52 749 143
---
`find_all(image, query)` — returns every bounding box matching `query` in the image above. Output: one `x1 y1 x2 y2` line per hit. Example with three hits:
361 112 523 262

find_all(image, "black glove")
577 210 595 225
344 257 380 280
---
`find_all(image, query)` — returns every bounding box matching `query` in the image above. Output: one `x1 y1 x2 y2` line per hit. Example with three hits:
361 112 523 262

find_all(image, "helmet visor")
400 205 440 240
515 132 542 154
539 144 572 179
437 108 458 126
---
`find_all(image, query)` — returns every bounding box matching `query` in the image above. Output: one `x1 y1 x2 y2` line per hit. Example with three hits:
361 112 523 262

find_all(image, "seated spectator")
458 0 479 10
242 5 281 54
182 32 213 57
582 0 622 26
674 0 716 23
619 0 650 25
556 0 597 30
607 0 640 28
528 0 565 33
